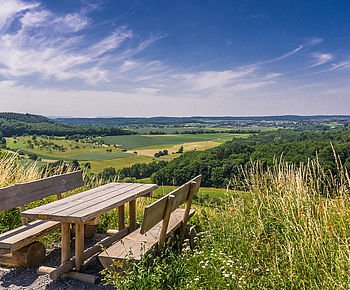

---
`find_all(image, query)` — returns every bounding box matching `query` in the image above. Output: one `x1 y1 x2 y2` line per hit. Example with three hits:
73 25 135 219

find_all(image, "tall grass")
2 152 350 288
105 157 350 289
0 153 79 233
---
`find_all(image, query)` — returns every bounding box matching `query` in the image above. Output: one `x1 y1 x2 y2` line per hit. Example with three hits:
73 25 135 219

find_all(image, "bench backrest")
0 170 84 212
140 175 201 246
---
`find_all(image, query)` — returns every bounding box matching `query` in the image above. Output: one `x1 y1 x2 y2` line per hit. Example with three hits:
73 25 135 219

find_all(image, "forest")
149 128 350 187
0 113 133 137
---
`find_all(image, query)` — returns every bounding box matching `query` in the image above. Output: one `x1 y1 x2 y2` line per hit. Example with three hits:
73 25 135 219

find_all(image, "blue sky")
0 0 349 117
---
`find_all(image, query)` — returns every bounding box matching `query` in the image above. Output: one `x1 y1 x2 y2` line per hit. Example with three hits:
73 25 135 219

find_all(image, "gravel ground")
0 237 116 290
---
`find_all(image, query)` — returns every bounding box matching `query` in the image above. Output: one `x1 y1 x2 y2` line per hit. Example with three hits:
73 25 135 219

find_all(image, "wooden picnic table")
21 182 157 278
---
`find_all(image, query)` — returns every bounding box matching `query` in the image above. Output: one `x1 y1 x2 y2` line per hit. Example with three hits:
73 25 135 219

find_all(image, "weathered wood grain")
0 220 60 252
22 183 157 223
0 171 83 210
98 209 195 270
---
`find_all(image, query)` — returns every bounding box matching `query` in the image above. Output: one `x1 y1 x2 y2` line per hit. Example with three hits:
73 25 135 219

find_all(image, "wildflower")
327 225 334 230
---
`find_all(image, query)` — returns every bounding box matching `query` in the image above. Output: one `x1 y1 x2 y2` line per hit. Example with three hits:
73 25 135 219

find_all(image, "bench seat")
0 220 60 254
99 208 195 269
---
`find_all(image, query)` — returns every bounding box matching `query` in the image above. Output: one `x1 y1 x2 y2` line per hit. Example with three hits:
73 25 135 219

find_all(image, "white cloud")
0 0 39 29
53 13 89 32
87 27 133 58
175 67 256 91
311 53 333 67
0 1 348 116
0 1 154 84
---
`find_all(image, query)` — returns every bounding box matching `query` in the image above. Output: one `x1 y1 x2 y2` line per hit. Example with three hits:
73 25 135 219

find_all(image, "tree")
100 167 117 179
71 159 80 169
84 162 91 169
176 146 184 153
28 153 38 160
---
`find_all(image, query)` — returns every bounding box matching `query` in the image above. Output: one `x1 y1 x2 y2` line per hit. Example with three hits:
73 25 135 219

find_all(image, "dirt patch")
0 239 115 290
136 141 220 157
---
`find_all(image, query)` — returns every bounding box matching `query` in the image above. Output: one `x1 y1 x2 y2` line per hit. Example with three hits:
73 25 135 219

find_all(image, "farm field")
5 136 133 161
5 133 242 172
101 133 246 149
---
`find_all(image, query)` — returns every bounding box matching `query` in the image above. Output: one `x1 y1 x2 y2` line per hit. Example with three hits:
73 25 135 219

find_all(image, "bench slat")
0 220 60 252
141 182 191 234
0 171 84 210
98 208 195 269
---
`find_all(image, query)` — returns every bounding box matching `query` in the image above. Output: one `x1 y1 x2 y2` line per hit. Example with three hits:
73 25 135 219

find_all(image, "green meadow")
101 133 245 150
5 133 243 172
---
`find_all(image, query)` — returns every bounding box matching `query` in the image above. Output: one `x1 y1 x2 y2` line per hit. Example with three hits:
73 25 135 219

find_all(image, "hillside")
151 128 350 187
0 112 133 137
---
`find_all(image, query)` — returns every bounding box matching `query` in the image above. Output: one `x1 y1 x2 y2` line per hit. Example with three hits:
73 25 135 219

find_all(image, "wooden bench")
0 170 84 267
98 175 201 270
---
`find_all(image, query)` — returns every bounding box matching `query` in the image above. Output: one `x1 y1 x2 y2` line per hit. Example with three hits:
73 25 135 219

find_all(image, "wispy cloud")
0 0 156 84
311 52 333 67
0 1 349 116
245 38 323 68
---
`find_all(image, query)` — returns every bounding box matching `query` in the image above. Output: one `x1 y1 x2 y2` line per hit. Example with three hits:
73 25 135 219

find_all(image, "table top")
21 182 158 223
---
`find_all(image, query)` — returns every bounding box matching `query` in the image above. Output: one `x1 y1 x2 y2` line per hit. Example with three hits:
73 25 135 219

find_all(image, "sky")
0 0 350 117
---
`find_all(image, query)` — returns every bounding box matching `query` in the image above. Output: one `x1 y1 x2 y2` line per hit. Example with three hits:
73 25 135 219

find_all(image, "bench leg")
75 223 84 271
129 200 136 231
61 223 71 264
0 241 45 268
118 205 125 230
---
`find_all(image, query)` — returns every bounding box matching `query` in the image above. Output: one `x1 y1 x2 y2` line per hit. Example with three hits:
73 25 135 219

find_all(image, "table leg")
75 223 84 271
129 200 136 231
118 205 125 230
61 223 71 264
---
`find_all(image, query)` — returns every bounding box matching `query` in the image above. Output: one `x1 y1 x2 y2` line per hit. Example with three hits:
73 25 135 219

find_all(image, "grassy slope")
101 133 242 150
106 160 350 289
6 136 133 161
2 155 350 288
6 134 244 172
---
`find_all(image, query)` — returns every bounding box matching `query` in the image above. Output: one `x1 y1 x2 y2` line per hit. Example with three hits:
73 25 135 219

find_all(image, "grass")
104 157 350 289
101 133 240 150
89 155 155 172
6 136 133 161
3 150 350 289
5 134 240 172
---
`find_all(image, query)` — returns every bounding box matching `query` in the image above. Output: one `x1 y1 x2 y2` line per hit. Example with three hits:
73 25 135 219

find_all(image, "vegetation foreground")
1 154 350 289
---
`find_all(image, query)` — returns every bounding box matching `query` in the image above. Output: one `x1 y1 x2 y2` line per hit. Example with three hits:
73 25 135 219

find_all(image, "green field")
6 136 133 161
5 133 243 172
101 133 243 150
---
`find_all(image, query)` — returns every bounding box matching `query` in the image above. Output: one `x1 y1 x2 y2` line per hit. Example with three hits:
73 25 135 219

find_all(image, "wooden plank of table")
61 223 71 264
53 184 145 218
70 184 157 222
21 183 138 221
118 205 125 230
75 223 84 271
22 183 131 216
22 184 157 223
37 184 145 223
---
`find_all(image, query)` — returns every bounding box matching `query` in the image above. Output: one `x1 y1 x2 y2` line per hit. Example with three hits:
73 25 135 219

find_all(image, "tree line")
150 128 350 188
0 112 133 137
